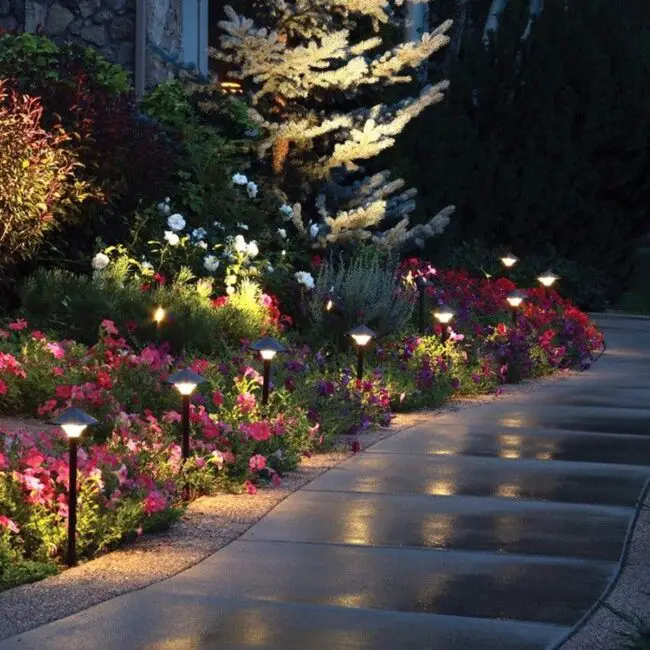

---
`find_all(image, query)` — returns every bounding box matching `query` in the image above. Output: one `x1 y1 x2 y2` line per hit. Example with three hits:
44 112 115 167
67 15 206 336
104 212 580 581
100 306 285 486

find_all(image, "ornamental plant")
0 81 95 268
213 0 456 249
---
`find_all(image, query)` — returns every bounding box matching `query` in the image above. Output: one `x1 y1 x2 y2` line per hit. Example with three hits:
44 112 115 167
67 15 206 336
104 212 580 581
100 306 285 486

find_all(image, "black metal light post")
506 290 526 325
433 305 455 343
416 277 429 334
166 368 207 462
251 336 287 405
52 407 98 567
349 325 376 380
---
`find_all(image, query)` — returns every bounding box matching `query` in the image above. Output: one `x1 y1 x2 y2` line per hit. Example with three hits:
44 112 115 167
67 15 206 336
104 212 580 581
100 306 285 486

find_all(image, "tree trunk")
447 0 469 60
405 0 429 42
522 0 544 39
483 0 510 45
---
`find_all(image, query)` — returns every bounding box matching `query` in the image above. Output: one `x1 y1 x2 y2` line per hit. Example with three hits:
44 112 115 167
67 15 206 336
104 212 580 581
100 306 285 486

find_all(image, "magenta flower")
248 454 267 471
143 490 167 514
46 342 66 359
236 392 257 413
101 320 119 336
0 515 20 534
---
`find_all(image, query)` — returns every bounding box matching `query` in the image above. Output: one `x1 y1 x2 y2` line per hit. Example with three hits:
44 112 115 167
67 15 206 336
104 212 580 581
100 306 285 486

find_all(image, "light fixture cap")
433 305 455 324
348 325 376 339
500 253 519 267
250 336 287 354
537 270 559 286
507 289 527 302
52 407 99 428
166 368 208 387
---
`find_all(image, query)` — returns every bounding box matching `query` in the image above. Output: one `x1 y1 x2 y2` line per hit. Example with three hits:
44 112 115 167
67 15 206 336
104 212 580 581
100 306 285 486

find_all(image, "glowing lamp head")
153 306 166 325
166 368 207 396
433 305 455 325
325 299 334 312
349 325 376 347
537 270 559 287
500 253 519 268
506 290 526 309
52 407 98 439
251 336 286 362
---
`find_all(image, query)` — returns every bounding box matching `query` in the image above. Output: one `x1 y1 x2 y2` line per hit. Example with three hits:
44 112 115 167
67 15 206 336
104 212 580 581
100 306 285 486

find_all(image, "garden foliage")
0 81 94 269
212 0 456 250
397 0 650 299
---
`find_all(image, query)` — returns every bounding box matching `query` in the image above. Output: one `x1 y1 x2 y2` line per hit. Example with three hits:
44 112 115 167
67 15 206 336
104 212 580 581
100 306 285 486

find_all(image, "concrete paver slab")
304 452 649 506
0 596 569 650
241 491 631 560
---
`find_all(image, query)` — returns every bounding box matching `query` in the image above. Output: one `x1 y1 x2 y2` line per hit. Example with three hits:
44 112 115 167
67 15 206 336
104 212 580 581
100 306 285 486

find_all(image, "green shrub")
308 250 415 345
19 267 276 355
0 33 180 272
0 81 96 269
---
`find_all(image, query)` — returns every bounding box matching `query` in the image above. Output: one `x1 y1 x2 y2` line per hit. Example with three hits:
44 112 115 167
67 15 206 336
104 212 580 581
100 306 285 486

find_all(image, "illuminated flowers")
294 271 315 290
163 231 180 246
203 255 220 272
232 173 248 185
246 181 258 198
167 213 186 231
91 252 110 271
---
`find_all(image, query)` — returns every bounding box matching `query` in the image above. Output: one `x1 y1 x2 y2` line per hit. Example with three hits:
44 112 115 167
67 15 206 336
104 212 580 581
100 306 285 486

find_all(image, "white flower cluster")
92 252 110 271
231 234 259 258
231 173 258 198
157 197 171 215
295 271 315 290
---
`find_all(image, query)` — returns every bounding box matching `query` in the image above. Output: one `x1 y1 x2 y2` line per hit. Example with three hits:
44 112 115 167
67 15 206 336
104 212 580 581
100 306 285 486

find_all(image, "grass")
618 247 650 315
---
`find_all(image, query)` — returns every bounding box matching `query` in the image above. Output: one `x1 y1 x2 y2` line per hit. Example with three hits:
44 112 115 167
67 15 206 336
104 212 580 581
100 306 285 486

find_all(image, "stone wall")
0 0 181 87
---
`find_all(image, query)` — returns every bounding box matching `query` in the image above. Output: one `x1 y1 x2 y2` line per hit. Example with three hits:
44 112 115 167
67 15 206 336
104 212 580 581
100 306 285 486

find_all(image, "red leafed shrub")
0 80 95 268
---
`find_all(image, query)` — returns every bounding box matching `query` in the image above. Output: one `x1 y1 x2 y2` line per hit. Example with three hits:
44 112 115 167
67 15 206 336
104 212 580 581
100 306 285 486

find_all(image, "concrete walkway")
3 315 650 650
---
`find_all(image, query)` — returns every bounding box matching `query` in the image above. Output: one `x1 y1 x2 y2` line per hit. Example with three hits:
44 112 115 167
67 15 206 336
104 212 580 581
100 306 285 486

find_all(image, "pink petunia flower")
248 454 267 471
7 319 28 331
101 320 119 336
0 515 20 534
0 379 7 396
236 392 257 413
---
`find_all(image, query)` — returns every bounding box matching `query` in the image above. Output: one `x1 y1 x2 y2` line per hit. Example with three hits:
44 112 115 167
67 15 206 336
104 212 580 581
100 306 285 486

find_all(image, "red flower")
8 319 28 331
31 330 45 340
55 385 72 399
311 255 322 268
496 323 508 336
153 272 166 285
0 379 7 395
212 390 224 407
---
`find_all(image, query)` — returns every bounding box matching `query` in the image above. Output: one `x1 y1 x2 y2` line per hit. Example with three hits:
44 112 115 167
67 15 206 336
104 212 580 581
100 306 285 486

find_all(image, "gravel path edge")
550 479 650 650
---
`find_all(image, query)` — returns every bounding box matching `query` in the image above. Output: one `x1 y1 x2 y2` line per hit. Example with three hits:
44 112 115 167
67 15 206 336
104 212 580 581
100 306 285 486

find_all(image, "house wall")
0 0 181 87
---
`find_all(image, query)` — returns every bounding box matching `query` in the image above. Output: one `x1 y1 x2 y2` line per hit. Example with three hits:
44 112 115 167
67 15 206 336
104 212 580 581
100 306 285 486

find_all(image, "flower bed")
0 266 604 591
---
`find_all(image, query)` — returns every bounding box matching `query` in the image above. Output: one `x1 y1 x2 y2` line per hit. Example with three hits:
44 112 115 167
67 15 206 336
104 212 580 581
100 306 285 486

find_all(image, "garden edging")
549 479 650 650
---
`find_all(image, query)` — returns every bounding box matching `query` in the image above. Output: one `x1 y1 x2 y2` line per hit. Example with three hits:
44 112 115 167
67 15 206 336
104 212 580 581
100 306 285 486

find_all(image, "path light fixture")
251 336 286 405
500 253 519 269
153 305 166 326
506 290 526 325
433 305 455 342
153 306 166 341
415 277 430 334
537 270 559 288
166 368 207 462
52 407 98 567
349 325 376 380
